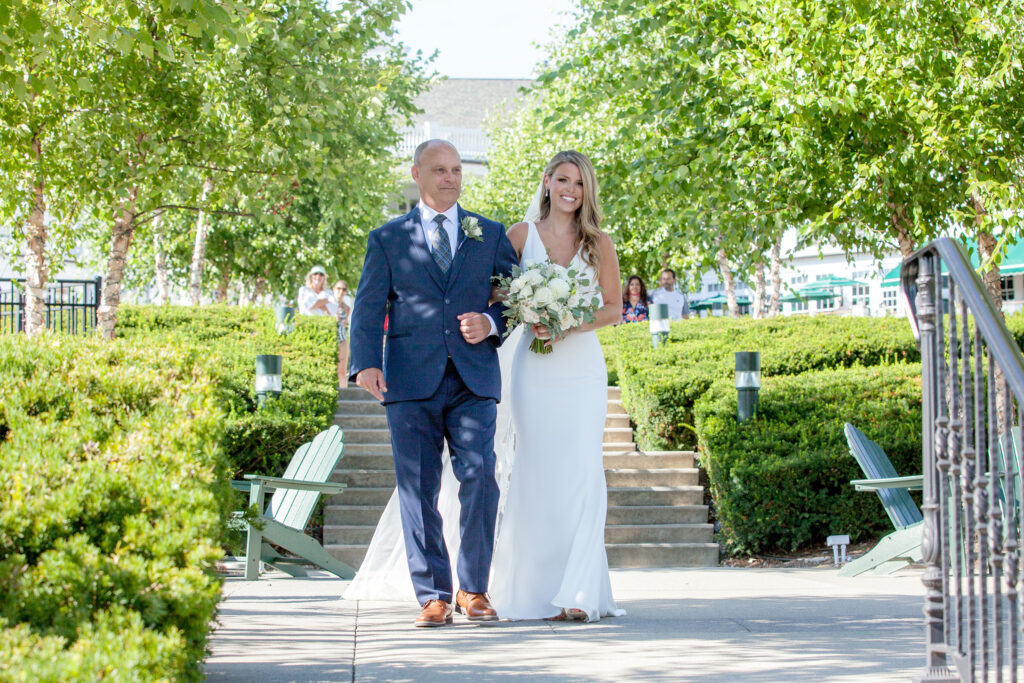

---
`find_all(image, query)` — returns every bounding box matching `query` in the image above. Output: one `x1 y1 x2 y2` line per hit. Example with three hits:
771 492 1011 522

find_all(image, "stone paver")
205 565 926 682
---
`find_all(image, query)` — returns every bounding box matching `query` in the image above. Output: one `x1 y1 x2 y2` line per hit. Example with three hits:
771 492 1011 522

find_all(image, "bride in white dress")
344 151 625 622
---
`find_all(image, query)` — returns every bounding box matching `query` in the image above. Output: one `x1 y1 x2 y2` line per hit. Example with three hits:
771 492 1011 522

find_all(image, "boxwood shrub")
116 305 338 476
695 363 923 556
604 315 920 450
0 336 231 681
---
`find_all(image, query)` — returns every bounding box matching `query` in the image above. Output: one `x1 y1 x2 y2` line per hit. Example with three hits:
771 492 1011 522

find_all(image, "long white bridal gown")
344 221 624 622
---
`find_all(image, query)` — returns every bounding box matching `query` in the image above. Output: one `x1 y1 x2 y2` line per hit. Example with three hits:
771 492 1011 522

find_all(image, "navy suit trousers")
384 359 498 604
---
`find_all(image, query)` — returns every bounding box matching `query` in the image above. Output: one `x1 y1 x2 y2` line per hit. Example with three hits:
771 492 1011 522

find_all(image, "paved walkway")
205 564 926 682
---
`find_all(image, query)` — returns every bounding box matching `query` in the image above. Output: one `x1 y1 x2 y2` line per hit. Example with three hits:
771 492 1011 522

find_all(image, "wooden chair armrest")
242 474 347 494
851 475 924 492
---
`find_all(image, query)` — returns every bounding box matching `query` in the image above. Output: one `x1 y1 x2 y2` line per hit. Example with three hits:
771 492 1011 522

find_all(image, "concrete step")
606 543 719 568
340 454 394 471
602 442 636 453
338 387 377 401
604 524 714 544
331 469 396 488
343 428 393 444
326 505 387 526
606 399 627 415
333 414 388 429
603 427 634 443
603 452 694 469
325 544 368 568
606 504 708 525
343 443 393 456
605 468 700 488
607 487 704 506
328 487 393 506
607 386 621 400
604 414 631 429
323 525 377 546
336 399 386 415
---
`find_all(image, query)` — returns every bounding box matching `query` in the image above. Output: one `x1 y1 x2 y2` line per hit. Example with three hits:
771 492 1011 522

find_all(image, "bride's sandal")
545 608 588 622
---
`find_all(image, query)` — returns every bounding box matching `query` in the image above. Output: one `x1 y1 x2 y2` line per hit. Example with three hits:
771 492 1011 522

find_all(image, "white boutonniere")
461 216 484 242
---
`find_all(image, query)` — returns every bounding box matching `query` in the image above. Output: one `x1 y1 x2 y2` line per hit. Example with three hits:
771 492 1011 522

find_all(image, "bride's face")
545 162 584 215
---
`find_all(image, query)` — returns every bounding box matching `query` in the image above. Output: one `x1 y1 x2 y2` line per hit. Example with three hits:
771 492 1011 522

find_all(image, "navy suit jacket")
348 205 519 404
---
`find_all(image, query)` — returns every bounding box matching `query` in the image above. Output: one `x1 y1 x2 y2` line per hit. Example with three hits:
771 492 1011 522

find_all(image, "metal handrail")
902 236 1024 682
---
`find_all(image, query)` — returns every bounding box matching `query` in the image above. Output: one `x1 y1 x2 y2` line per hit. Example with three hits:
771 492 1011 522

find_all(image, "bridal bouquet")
493 262 603 354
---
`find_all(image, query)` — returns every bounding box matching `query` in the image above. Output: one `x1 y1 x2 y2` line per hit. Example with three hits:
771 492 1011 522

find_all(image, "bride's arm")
570 232 622 334
491 222 528 306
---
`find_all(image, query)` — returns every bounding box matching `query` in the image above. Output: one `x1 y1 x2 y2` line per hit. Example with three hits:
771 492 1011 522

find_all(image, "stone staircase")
323 386 719 569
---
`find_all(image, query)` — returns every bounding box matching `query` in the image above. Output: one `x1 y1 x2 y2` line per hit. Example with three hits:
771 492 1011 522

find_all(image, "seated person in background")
649 268 687 319
298 265 338 316
622 275 649 322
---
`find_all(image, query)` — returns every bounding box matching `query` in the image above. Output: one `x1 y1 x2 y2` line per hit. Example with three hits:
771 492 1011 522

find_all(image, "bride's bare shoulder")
507 222 529 253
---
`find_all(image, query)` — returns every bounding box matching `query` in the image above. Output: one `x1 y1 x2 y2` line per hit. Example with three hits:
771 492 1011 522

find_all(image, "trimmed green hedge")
695 363 923 556
603 315 919 450
0 336 231 681
116 305 338 476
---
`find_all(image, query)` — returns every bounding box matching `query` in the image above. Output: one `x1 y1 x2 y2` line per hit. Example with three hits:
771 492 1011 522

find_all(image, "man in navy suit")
349 140 519 627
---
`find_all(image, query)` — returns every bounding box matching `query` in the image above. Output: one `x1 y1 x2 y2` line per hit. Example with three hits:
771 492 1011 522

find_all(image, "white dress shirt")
416 200 497 337
418 201 459 258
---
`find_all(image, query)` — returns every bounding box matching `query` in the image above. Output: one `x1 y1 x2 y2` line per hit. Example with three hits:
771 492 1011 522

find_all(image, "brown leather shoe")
455 590 498 621
415 599 453 628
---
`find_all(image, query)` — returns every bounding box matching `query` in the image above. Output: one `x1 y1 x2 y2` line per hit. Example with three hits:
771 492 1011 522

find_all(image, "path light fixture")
735 351 760 422
255 354 282 405
649 303 670 349
274 304 296 335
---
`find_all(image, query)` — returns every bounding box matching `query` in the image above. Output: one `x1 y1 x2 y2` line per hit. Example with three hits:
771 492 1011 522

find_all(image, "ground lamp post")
649 303 670 349
735 351 760 422
274 304 295 335
255 354 282 405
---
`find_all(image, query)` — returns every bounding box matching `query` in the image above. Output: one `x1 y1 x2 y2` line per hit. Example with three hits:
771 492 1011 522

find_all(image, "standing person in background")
621 275 649 322
333 280 353 388
649 268 687 319
298 266 338 317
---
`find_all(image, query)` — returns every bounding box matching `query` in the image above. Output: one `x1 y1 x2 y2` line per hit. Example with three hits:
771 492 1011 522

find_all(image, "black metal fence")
903 237 1024 682
0 277 102 334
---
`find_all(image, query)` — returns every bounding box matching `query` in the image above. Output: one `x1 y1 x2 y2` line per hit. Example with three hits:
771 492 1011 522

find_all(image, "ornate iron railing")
0 277 101 334
902 238 1024 682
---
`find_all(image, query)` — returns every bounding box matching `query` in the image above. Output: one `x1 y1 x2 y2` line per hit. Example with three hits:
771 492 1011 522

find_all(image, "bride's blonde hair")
532 150 603 277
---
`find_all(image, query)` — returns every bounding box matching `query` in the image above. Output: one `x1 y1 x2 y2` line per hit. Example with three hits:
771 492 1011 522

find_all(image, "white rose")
552 264 569 279
510 277 525 293
533 285 554 307
568 293 580 308
548 277 570 299
521 307 540 324
524 269 544 285
559 310 576 330
519 284 533 299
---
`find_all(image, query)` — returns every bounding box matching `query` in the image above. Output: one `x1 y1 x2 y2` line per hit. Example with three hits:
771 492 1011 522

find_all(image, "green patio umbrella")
808 274 868 288
779 288 836 303
692 294 751 308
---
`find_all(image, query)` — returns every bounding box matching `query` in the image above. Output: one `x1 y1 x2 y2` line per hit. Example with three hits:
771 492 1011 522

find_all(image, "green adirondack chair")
840 423 924 577
231 425 355 581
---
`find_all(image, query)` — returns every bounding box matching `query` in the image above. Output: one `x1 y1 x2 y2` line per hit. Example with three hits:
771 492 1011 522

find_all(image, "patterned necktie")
430 214 452 273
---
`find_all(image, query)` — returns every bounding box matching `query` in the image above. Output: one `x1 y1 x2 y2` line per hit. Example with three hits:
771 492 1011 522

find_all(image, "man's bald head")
411 140 463 212
413 139 460 166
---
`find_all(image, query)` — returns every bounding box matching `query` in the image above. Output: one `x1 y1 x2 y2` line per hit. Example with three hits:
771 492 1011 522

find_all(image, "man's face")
412 144 462 212
659 271 676 291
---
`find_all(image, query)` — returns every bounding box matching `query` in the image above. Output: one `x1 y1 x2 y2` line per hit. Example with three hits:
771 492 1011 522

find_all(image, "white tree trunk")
715 237 740 318
98 195 137 339
22 136 48 337
152 210 170 305
768 237 782 316
188 176 214 306
752 258 766 319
